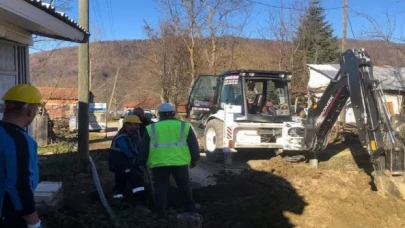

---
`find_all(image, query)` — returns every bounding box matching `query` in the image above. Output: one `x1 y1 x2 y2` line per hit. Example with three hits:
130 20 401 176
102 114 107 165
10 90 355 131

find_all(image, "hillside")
29 38 405 108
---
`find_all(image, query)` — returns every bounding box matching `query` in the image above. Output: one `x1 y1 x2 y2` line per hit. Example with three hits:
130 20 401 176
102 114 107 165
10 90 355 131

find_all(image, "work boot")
112 193 124 199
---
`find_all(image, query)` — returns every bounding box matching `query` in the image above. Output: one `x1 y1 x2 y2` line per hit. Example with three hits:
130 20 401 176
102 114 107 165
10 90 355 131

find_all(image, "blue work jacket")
0 122 39 217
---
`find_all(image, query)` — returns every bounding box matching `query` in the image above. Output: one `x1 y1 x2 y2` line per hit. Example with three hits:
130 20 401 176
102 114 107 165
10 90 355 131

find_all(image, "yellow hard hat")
123 115 141 124
2 84 42 104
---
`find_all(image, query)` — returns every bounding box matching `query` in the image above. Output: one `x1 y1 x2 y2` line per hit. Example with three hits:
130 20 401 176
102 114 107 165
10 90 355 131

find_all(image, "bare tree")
195 0 252 73
352 7 405 113
154 0 203 90
256 0 308 91
153 0 251 94
351 9 405 66
32 0 74 50
143 21 190 104
258 0 306 71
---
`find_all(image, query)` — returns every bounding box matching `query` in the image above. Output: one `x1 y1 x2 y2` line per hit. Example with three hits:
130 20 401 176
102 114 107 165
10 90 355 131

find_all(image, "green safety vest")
146 120 191 168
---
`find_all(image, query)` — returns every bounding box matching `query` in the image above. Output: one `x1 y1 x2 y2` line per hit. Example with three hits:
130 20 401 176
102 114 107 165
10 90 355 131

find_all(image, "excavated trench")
178 142 405 228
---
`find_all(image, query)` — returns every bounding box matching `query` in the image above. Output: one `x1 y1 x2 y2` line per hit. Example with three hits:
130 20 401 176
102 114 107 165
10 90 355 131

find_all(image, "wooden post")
341 0 347 53
337 0 348 136
78 0 90 171
32 114 48 147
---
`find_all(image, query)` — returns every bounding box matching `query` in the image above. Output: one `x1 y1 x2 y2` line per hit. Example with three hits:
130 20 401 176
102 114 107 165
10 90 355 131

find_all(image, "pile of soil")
194 152 405 228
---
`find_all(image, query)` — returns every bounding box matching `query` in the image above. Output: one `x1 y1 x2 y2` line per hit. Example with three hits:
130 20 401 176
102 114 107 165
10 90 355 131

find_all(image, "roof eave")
0 0 89 44
34 31 89 43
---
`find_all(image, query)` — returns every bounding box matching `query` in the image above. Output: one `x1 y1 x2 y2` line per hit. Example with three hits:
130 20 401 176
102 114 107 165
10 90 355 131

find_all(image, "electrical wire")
246 0 342 11
347 11 356 40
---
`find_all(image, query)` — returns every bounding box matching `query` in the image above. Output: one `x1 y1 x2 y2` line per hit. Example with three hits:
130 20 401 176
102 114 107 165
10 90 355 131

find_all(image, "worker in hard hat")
132 107 151 137
108 115 147 207
138 102 200 220
0 84 43 228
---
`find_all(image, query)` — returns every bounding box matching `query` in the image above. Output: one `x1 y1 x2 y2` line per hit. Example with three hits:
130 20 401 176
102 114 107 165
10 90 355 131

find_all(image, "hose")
89 155 121 228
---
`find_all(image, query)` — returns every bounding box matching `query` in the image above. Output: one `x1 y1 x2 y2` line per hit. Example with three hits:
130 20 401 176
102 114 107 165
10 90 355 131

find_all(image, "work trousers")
113 166 146 205
152 165 196 218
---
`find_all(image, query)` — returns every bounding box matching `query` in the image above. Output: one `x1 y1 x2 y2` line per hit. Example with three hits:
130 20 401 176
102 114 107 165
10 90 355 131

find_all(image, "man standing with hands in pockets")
0 84 44 228
138 102 200 220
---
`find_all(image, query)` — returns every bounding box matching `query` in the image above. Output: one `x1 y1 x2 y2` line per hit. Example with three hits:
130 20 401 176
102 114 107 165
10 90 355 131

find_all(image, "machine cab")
186 70 294 125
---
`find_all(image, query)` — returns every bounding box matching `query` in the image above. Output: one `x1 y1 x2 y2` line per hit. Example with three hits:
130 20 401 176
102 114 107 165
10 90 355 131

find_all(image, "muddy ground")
39 127 405 228
192 142 405 228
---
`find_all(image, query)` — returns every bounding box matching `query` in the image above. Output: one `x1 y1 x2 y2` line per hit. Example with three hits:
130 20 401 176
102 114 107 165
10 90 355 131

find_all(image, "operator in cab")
0 84 44 228
138 102 200 220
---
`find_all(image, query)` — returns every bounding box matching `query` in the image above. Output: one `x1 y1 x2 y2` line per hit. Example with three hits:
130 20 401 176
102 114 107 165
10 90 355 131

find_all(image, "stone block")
34 181 63 215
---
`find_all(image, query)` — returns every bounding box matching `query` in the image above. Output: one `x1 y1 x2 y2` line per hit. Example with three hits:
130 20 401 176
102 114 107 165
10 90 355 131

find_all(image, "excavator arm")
304 48 405 179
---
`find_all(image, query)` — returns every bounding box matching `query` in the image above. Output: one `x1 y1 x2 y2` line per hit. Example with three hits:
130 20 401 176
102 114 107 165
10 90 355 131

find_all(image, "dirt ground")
192 142 405 228
39 126 405 228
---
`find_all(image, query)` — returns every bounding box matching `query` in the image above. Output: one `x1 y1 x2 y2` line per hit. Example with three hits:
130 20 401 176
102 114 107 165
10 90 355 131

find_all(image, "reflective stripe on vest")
150 121 187 149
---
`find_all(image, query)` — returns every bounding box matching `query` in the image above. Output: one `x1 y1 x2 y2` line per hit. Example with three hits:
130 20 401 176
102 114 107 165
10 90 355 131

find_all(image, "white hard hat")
158 102 175 112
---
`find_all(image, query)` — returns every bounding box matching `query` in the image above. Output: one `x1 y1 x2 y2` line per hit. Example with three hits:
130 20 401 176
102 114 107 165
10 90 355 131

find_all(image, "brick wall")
44 100 77 120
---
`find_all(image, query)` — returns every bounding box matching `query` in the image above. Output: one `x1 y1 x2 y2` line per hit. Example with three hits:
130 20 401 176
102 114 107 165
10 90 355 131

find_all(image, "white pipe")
89 155 121 228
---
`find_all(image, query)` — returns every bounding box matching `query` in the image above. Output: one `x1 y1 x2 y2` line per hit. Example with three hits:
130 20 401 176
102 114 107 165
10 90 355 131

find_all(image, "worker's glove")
189 162 197 169
27 220 43 228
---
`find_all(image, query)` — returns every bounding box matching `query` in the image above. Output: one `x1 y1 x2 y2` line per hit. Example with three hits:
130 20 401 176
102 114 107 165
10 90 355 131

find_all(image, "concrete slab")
34 181 63 214
36 191 63 215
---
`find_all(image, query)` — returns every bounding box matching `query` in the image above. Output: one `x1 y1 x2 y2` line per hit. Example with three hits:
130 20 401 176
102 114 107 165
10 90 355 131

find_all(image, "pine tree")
292 0 339 87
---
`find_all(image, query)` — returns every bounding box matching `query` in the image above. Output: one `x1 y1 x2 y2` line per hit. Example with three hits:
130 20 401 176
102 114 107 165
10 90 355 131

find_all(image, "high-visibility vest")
146 120 191 168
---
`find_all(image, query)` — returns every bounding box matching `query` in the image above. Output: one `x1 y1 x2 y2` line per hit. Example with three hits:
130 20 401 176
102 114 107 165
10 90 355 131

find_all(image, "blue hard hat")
158 103 175 112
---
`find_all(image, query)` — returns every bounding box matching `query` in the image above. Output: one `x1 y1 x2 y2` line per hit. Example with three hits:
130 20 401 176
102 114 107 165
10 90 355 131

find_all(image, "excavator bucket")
373 170 405 199
373 115 405 200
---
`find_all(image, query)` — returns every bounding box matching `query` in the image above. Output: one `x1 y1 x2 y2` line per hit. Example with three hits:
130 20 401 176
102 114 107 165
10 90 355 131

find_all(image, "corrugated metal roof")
307 64 405 91
307 64 340 80
23 0 89 42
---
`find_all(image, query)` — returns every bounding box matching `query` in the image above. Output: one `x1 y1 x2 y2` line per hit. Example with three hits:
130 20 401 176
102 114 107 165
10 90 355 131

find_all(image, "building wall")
309 91 403 125
0 39 27 118
44 100 77 120
385 94 403 115
0 38 33 135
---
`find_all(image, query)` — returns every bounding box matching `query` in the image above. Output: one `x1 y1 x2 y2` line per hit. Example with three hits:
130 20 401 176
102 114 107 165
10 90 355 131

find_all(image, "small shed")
124 97 161 113
0 0 89 139
38 87 79 119
307 64 405 124
176 102 187 113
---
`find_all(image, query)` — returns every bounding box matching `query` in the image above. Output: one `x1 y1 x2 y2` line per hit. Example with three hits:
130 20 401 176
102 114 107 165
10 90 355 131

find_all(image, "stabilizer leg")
309 151 319 168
